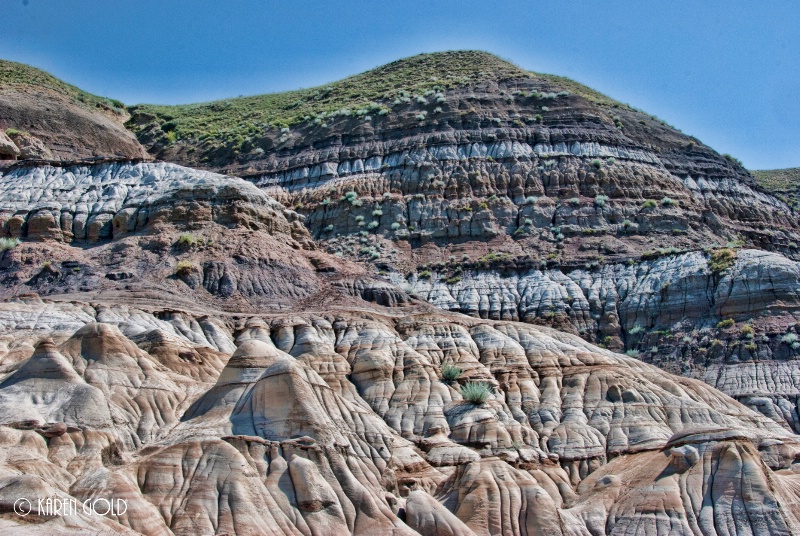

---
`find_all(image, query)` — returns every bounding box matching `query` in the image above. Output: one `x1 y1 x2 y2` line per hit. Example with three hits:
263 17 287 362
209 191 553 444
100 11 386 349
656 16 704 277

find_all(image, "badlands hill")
0 60 148 161
127 52 800 434
0 52 799 535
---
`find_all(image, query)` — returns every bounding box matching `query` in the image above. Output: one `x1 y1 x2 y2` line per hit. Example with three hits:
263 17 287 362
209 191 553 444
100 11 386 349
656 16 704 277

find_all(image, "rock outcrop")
397 248 800 432
0 300 797 535
0 161 403 313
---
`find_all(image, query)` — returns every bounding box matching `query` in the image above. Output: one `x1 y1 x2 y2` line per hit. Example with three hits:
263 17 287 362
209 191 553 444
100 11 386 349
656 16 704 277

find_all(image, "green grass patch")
716 318 735 329
126 50 626 149
708 248 737 274
176 233 201 247
441 363 463 382
460 381 493 405
0 59 125 114
175 260 195 274
751 167 800 193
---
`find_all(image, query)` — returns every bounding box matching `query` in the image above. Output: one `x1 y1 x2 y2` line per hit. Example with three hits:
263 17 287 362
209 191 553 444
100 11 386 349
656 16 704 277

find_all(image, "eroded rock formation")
0 51 799 535
0 300 798 535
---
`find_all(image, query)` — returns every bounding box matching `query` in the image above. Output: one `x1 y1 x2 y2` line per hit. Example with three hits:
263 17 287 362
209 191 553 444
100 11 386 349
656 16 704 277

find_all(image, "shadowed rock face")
0 301 798 535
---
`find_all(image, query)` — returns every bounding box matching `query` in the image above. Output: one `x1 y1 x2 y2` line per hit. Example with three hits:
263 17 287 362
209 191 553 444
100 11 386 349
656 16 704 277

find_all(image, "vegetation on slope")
127 51 624 144
752 168 800 193
752 168 800 210
0 59 126 115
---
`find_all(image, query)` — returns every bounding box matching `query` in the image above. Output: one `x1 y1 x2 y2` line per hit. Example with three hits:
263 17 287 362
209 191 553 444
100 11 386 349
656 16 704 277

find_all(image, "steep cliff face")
0 60 148 161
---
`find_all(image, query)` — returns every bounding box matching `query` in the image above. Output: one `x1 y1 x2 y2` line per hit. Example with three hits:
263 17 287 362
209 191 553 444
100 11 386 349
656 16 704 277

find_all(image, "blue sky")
1 0 798 169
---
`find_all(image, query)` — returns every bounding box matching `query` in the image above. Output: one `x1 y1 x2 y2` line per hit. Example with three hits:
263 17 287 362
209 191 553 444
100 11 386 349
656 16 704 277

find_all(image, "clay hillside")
0 51 799 535
129 52 800 433
0 59 148 161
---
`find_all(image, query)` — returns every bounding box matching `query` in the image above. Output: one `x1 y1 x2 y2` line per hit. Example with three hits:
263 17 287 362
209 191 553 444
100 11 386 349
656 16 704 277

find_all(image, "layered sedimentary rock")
0 161 401 313
134 51 800 434
398 248 800 432
0 300 798 535
0 51 799 534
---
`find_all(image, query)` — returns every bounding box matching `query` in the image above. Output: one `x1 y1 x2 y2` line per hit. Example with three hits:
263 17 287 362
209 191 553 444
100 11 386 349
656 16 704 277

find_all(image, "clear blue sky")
2 0 798 169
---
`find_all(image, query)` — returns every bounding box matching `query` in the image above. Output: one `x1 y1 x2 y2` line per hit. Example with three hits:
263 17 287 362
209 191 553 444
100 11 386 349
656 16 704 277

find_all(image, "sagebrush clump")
0 237 21 251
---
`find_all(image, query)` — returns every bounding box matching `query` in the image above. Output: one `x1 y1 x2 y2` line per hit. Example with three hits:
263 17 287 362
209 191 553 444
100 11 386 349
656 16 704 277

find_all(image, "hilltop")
0 59 147 161
127 51 652 168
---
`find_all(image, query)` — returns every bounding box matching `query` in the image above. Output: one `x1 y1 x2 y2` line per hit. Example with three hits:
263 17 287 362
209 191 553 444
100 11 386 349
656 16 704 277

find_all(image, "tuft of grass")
441 363 463 381
641 199 658 209
708 248 737 274
460 381 493 405
175 260 195 275
716 318 735 329
660 197 678 207
590 159 603 169
0 237 21 251
781 332 798 345
176 233 200 247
